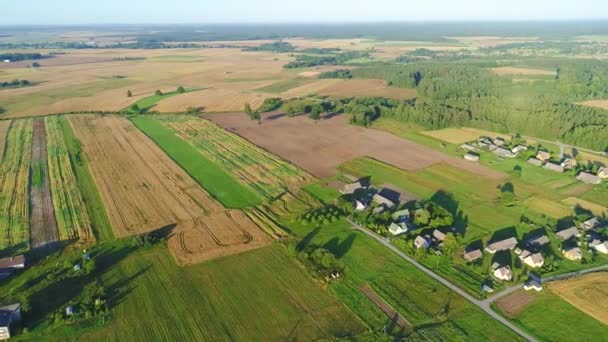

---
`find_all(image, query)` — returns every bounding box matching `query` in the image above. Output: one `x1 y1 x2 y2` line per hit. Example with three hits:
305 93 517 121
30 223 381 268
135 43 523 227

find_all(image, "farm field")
562 197 607 216
29 119 60 248
69 115 269 263
0 119 32 255
490 66 556 76
206 112 506 179
0 120 11 159
137 115 313 200
45 117 94 242
315 78 416 99
549 272 608 325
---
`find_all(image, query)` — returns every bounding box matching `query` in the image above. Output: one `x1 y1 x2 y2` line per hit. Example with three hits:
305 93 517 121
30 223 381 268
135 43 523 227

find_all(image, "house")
536 151 551 162
493 137 506 146
526 235 550 248
580 218 600 231
555 227 580 241
494 147 516 158
482 284 494 293
433 229 446 242
577 172 601 185
543 162 564 173
414 235 430 249
391 209 410 222
493 266 513 281
66 306 74 316
561 158 577 170
563 247 582 261
355 200 367 212
464 152 479 162
0 304 21 340
485 237 518 254
340 181 364 195
373 206 385 214
589 240 608 254
460 143 476 151
463 249 483 262
511 145 527 154
519 250 545 268
527 158 543 166
524 280 543 292
478 141 490 149
598 167 608 179
388 222 408 236
3 60 10 63
372 193 395 209
0 255 25 279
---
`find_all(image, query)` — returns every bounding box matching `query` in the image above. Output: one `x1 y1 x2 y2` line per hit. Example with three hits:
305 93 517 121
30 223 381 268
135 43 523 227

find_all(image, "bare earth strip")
206 113 506 180
495 290 535 318
29 119 60 248
579 99 608 110
0 120 11 160
69 115 269 264
360 284 409 328
550 272 608 325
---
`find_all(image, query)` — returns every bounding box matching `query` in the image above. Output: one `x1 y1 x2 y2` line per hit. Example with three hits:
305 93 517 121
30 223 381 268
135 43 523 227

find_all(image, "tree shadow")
378 188 401 204
0 242 29 259
322 233 356 259
492 250 512 267
265 112 286 121
429 190 468 235
297 227 321 252
489 226 517 242
321 112 343 120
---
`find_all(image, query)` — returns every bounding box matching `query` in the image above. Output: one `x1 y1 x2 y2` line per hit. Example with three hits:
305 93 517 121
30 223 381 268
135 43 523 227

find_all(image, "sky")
3 0 608 25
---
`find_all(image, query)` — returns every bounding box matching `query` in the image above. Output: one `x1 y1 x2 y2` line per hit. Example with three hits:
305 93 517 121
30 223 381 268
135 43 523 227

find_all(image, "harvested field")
562 197 607 216
70 115 269 263
316 79 416 100
154 87 268 113
421 127 511 144
29 119 59 248
550 272 608 325
523 196 572 218
490 67 555 76
578 99 608 110
0 120 11 160
45 117 94 241
361 284 409 328
495 290 535 318
206 112 506 179
147 116 313 199
0 119 32 254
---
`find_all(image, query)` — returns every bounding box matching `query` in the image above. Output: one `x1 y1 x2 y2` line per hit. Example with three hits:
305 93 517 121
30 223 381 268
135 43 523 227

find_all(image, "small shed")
543 162 564 173
414 236 430 249
536 151 551 162
527 158 543 166
463 249 483 262
464 152 479 162
577 172 601 185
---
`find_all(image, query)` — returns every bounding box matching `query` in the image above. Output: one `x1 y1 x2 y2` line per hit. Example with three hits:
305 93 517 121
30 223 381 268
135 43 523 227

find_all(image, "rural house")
556 227 580 241
580 218 600 231
388 222 408 236
523 280 543 292
598 167 608 179
493 266 513 281
485 237 518 254
562 247 583 261
391 209 410 222
589 240 608 254
493 137 506 146
372 193 395 209
494 147 516 158
464 152 479 162
526 235 550 248
0 304 21 340
340 181 364 195
414 235 430 249
460 143 476 151
560 158 577 170
511 145 527 154
527 158 542 166
433 229 447 243
519 250 544 268
577 172 601 185
536 151 551 162
0 255 25 279
463 248 483 262
355 200 367 212
543 162 564 173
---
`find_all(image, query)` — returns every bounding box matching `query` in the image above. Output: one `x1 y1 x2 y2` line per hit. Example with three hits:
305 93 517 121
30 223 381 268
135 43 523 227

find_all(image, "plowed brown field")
69 115 269 263
206 112 506 179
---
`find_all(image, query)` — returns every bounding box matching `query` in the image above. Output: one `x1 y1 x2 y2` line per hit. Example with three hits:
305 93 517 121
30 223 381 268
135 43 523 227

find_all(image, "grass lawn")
58 116 113 241
497 290 607 342
130 116 261 208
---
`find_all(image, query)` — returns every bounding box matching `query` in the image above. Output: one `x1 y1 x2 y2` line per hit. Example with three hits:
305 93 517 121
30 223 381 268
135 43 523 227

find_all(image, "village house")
0 304 21 340
577 172 601 185
543 162 564 173
340 181 364 195
485 237 518 254
392 209 410 222
580 218 600 231
511 145 527 154
493 137 506 146
0 255 25 279
555 226 580 241
560 158 577 170
414 235 430 249
463 248 483 262
536 151 551 162
372 193 395 209
355 199 367 212
562 246 583 261
527 158 543 166
493 266 513 281
526 234 550 248
433 229 446 243
589 240 608 254
460 143 476 151
464 152 480 162
598 167 608 179
519 250 544 268
494 147 516 158
388 222 408 236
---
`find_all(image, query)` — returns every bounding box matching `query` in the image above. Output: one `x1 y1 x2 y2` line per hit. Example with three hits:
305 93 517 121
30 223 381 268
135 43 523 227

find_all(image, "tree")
442 233 460 256
155 90 163 96
0 107 4 115
251 111 261 123
32 62 40 68
177 86 185 94
309 107 321 121
130 104 140 112
127 90 132 98
244 103 252 116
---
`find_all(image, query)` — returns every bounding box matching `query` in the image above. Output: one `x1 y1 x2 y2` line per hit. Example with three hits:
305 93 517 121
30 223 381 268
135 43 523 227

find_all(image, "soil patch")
495 290 535 318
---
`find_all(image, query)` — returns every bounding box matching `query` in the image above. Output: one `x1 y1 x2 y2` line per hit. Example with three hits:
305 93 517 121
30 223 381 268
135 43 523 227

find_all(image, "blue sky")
4 0 608 25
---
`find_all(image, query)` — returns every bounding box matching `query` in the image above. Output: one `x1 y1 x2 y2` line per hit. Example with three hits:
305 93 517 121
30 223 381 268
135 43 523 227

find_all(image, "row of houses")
556 217 607 260
462 137 528 163
528 150 608 184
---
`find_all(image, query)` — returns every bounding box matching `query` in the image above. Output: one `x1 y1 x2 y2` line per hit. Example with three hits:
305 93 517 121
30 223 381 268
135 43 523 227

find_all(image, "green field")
4 242 365 341
122 89 195 113
496 290 607 341
58 116 114 241
130 116 261 208
302 180 342 204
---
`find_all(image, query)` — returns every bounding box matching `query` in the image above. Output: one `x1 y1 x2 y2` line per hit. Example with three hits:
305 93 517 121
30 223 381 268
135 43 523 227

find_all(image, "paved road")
346 218 538 342
521 135 607 156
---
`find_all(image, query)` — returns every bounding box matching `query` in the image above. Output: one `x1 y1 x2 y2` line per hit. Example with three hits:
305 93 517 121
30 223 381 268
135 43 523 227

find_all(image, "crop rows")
158 116 313 200
45 117 94 242
0 120 32 252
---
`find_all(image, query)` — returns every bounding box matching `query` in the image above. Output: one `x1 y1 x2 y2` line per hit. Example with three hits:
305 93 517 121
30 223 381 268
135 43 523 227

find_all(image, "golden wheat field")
550 273 608 325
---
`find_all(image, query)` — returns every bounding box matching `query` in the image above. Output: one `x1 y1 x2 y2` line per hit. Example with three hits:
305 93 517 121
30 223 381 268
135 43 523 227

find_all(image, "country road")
346 218 538 342
521 135 607 157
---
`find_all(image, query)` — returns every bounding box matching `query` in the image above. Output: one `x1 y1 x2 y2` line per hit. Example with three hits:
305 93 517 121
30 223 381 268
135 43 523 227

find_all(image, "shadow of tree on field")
322 233 357 259
430 190 469 236
297 227 321 252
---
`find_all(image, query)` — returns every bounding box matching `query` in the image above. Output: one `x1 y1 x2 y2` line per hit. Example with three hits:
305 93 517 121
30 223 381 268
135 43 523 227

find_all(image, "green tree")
177 86 185 94
130 104 140 112
155 90 163 96
244 103 252 115
127 90 132 97
32 62 41 68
